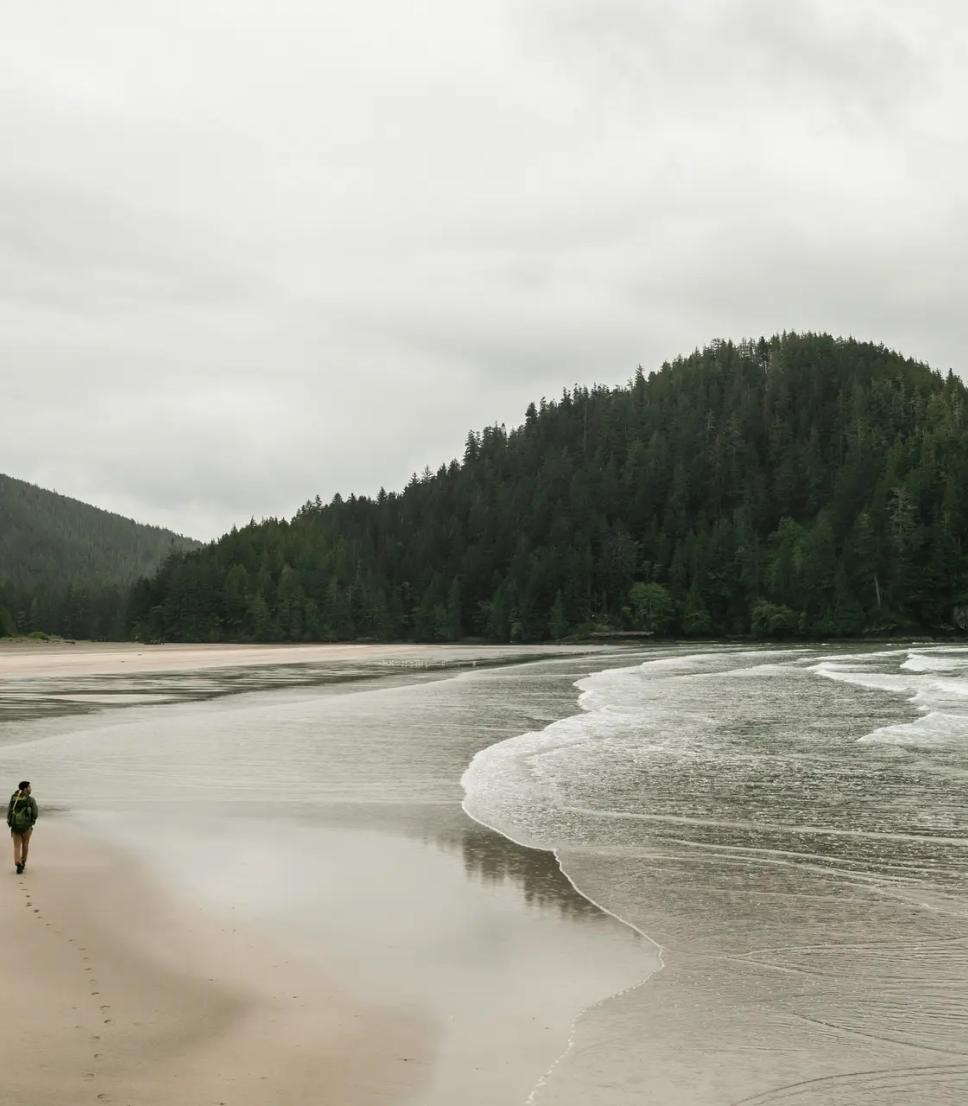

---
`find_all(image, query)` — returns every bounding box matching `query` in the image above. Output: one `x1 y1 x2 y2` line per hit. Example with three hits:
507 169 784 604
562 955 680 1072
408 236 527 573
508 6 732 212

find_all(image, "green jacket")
7 792 38 830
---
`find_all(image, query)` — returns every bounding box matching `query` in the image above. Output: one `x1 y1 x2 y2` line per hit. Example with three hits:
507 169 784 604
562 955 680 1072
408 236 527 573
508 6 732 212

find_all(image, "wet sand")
0 824 432 1106
0 640 592 679
0 639 656 1106
0 811 655 1106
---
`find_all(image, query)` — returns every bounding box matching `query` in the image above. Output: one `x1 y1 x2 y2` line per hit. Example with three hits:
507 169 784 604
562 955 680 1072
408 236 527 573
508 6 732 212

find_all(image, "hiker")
8 781 38 874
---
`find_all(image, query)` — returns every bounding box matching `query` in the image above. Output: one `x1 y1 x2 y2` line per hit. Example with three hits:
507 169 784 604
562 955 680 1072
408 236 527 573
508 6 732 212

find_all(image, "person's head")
17 781 30 794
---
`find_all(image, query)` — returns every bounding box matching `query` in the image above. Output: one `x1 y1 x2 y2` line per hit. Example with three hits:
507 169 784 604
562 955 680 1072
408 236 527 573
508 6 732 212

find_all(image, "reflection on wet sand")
459 823 603 920
87 796 655 1106
284 799 605 921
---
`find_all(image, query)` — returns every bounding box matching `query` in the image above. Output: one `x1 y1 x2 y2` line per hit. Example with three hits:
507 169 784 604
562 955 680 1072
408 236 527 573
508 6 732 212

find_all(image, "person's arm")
29 797 38 825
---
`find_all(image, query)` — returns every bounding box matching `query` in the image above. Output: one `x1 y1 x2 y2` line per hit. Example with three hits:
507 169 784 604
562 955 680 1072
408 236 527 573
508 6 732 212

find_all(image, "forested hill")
0 474 199 639
130 334 968 643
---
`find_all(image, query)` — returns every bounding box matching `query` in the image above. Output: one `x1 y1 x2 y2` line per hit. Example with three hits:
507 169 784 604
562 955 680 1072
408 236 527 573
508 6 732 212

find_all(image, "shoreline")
460 799 666 1103
7 639 961 1104
0 640 600 680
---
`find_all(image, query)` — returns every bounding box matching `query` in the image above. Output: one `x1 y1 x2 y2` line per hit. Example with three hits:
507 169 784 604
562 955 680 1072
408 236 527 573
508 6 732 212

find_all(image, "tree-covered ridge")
130 334 968 643
0 474 199 639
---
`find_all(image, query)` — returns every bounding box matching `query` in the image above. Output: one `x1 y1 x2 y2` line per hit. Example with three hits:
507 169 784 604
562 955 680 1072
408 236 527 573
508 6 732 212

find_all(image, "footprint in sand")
99 1005 110 1012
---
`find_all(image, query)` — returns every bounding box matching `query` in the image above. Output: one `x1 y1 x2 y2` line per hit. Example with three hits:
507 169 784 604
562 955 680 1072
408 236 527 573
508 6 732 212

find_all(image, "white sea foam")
464 643 968 854
807 648 907 662
807 661 919 695
634 653 735 675
636 648 808 676
858 710 968 747
912 677 968 706
810 650 968 748
901 651 968 673
721 662 806 678
461 650 804 847
461 664 640 847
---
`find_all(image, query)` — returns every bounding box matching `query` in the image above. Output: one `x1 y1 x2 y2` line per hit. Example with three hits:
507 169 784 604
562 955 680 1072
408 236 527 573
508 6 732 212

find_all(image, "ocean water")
463 645 968 1104
3 645 968 1103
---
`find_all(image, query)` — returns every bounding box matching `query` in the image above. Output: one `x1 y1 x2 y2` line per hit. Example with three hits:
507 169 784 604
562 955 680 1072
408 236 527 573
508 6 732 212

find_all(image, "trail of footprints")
19 877 125 1105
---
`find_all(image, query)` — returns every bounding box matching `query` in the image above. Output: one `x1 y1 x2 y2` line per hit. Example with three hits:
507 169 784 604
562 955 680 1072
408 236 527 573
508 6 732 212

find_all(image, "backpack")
10 793 32 834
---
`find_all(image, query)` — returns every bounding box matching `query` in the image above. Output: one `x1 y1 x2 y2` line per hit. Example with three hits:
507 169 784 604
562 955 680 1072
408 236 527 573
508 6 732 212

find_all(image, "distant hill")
0 474 200 639
131 333 968 642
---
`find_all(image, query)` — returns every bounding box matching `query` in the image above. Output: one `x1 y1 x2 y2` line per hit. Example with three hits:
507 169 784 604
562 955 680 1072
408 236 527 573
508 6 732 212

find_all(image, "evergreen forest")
0 474 199 640
129 334 968 644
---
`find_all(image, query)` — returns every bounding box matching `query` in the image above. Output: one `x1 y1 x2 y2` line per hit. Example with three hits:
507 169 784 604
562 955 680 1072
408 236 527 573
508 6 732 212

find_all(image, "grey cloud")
525 0 922 124
1 0 966 539
0 176 270 313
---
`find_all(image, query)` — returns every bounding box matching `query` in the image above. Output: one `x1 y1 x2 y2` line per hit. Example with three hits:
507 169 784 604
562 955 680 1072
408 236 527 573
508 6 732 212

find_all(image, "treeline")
130 334 968 643
0 581 133 642
0 474 198 640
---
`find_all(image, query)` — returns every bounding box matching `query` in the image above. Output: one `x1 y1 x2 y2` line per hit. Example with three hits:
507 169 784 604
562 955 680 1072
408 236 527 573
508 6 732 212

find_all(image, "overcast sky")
3 1 966 540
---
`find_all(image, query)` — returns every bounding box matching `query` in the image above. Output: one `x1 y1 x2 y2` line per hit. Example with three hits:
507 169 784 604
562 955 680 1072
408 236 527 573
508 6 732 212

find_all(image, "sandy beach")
0 642 651 1106
1 812 649 1106
0 824 431 1106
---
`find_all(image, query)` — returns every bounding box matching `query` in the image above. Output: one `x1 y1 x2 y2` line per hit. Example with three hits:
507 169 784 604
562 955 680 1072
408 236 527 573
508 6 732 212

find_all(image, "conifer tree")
126 335 968 643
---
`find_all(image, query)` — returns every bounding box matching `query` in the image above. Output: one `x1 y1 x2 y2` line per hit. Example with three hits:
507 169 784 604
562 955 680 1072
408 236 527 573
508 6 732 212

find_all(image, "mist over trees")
0 474 198 640
126 334 968 644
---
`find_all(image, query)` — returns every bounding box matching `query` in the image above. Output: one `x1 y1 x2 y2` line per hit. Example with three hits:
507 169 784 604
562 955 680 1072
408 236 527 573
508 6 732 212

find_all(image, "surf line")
550 806 968 847
460 795 665 1106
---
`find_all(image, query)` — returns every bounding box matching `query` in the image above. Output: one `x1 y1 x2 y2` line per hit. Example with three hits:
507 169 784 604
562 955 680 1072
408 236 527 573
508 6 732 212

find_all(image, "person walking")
8 782 38 874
